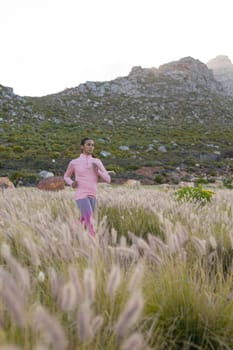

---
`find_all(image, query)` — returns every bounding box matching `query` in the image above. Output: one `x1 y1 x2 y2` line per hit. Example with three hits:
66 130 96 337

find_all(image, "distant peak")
207 55 233 70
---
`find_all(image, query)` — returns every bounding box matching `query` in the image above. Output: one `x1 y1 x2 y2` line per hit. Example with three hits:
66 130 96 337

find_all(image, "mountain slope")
1 56 233 185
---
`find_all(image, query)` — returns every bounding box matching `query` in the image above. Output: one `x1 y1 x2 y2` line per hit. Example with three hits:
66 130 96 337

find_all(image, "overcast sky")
0 0 232 96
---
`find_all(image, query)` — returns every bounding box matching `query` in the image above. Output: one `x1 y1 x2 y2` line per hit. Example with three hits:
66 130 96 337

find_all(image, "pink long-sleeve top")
64 154 111 200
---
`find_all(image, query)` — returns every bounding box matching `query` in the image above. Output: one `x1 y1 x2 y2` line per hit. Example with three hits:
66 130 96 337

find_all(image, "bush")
223 177 233 189
154 174 164 184
194 177 209 185
175 185 215 205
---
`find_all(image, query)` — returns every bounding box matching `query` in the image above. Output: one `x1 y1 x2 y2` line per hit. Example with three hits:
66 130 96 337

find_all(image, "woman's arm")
64 161 75 186
93 160 111 183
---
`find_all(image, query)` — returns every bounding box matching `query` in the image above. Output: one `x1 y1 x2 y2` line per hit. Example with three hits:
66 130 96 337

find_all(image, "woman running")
64 137 111 236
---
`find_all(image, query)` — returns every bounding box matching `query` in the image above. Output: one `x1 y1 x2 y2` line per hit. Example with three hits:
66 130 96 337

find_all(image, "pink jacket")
64 154 111 200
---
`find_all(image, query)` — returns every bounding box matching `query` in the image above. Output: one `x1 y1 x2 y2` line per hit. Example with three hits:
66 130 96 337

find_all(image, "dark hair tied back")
80 137 90 146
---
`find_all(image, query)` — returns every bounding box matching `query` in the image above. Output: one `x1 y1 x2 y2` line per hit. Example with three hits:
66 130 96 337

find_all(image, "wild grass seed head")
115 291 144 337
76 301 93 342
33 305 67 350
120 332 145 350
106 264 121 298
84 268 96 302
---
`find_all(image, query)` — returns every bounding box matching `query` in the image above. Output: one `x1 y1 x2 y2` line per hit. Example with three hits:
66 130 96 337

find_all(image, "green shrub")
175 185 215 204
223 177 233 189
154 174 164 184
194 177 209 185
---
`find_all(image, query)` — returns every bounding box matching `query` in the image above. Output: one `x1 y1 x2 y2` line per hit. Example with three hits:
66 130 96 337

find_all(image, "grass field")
1 184 233 349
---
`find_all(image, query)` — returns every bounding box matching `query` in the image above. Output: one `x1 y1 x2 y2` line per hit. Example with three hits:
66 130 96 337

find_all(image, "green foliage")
194 177 209 185
175 185 215 204
98 205 164 240
154 174 164 184
144 260 233 349
223 177 233 189
10 170 39 185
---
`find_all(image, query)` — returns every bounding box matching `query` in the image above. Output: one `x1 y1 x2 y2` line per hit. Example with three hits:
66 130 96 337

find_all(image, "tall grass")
1 185 233 349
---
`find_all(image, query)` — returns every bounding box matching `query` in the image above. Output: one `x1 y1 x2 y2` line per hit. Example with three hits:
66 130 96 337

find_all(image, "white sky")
0 0 232 97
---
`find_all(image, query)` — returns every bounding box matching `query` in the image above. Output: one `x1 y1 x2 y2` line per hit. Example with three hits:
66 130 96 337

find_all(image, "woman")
64 137 111 236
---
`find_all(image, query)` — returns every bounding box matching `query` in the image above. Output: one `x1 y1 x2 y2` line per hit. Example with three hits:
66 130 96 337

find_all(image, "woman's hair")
80 137 91 146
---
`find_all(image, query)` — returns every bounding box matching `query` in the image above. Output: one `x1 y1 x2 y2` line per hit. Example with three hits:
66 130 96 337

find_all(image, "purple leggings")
76 197 96 236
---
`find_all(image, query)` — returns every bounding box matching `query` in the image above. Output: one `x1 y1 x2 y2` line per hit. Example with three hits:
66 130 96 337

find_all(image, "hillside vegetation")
1 56 233 185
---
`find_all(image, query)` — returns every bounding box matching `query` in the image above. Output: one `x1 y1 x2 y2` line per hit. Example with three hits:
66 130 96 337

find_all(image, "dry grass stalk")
1 245 30 293
0 280 25 328
120 332 145 350
76 301 93 342
115 291 144 337
22 236 41 266
33 305 67 350
60 281 77 312
127 264 144 292
83 268 96 302
192 236 207 256
106 264 121 298
68 265 84 301
91 315 104 335
48 267 60 299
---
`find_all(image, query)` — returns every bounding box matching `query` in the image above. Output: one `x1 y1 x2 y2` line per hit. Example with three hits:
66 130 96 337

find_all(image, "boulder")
39 170 54 178
0 177 15 189
124 179 141 187
37 176 65 191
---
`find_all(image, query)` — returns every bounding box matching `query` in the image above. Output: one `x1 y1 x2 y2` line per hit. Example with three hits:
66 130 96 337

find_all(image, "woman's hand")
71 180 78 188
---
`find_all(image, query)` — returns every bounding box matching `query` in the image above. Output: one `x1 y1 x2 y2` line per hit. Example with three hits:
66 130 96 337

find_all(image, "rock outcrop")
0 177 15 189
207 55 233 96
37 176 65 191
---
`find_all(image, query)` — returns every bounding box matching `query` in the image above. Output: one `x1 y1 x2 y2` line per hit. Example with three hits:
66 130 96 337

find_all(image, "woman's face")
82 139 94 155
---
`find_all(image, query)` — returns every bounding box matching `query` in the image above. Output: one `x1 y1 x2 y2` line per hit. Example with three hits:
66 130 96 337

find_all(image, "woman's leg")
76 197 96 236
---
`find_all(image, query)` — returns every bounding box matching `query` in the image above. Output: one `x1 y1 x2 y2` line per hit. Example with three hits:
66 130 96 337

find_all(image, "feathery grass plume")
146 251 163 265
22 236 41 266
83 268 96 302
166 233 181 253
127 264 144 292
76 301 93 342
114 246 139 260
115 291 144 338
97 215 108 237
48 267 60 299
111 227 118 245
209 235 217 250
106 264 121 298
135 238 150 252
1 243 30 293
60 281 77 312
120 332 144 350
0 278 25 328
147 234 169 255
120 236 127 247
192 236 207 256
33 305 67 350
179 248 187 262
68 265 84 301
91 315 104 335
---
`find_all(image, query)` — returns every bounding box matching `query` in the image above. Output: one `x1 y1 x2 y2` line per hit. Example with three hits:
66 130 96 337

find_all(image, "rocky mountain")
207 55 233 96
1 56 233 185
